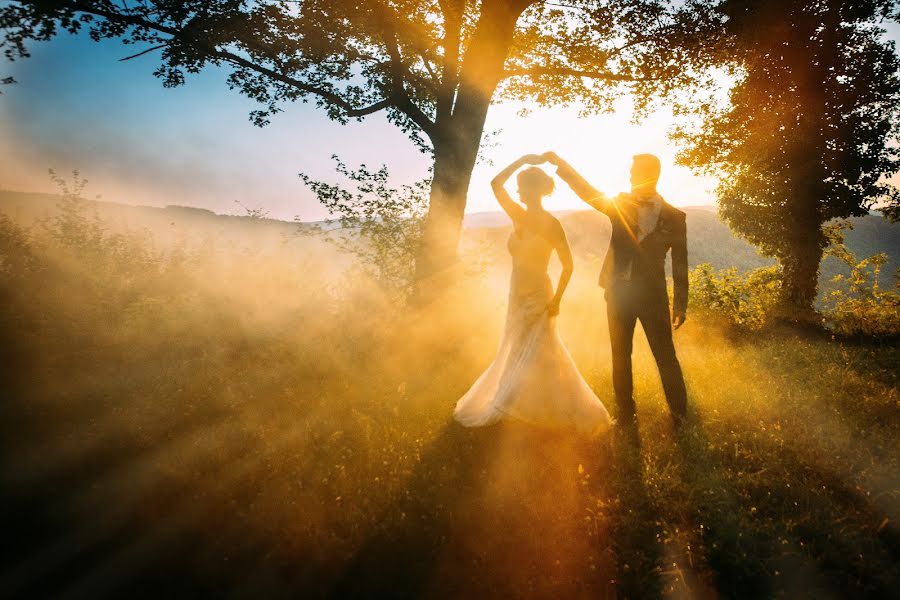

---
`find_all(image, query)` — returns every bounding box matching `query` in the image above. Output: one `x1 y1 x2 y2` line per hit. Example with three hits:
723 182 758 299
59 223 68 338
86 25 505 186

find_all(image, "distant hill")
0 190 300 253
556 207 773 272
465 207 899 289
2 190 897 289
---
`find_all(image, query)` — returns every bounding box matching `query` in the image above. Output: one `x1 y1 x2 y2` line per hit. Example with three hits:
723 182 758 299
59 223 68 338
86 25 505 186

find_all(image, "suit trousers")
605 282 687 419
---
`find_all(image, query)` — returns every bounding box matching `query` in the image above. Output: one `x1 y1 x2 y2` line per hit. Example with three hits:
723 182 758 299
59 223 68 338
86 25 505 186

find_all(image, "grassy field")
0 207 897 598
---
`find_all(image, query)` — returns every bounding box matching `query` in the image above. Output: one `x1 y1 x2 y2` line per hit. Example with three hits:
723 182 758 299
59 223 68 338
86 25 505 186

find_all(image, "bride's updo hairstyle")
517 166 555 198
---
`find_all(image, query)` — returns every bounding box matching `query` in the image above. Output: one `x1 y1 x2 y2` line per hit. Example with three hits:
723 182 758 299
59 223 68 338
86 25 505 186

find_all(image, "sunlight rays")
1 192 897 597
470 100 721 215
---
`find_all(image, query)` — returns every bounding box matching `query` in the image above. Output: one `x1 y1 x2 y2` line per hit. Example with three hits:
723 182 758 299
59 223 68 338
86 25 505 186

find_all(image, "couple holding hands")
453 151 689 435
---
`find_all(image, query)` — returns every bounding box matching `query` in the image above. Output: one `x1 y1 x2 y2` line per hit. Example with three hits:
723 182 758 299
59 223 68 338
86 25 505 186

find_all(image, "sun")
467 99 719 214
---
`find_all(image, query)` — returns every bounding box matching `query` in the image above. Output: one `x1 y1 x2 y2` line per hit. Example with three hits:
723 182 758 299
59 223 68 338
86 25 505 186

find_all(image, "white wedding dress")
454 226 612 435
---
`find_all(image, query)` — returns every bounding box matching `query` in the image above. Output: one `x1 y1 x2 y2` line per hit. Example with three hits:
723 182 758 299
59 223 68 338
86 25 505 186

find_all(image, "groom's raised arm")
543 152 611 216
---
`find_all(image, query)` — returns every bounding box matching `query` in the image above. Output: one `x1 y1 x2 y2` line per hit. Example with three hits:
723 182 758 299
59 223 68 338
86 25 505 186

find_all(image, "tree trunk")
414 133 482 288
778 19 830 324
780 183 826 322
780 234 824 320
413 0 528 295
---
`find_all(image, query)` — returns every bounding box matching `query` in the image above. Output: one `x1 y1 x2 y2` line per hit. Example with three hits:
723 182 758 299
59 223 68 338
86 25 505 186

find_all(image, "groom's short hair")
632 154 661 184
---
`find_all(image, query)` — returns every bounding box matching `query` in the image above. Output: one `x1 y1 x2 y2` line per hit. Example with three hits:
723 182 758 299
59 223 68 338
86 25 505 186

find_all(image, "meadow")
0 198 897 599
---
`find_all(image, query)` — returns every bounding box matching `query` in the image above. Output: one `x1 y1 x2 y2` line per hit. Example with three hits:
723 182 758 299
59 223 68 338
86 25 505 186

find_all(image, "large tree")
674 0 900 318
1 0 717 282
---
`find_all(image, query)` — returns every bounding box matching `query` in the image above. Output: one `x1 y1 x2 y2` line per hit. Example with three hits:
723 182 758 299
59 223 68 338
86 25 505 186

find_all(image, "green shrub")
687 263 783 330
299 156 429 301
822 246 900 337
0 212 38 279
688 226 900 337
818 222 900 337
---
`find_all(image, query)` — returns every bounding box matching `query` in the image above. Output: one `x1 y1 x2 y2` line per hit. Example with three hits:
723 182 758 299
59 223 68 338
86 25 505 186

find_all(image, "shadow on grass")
327 421 500 598
0 410 248 599
603 421 666 598
673 414 776 598
675 413 900 598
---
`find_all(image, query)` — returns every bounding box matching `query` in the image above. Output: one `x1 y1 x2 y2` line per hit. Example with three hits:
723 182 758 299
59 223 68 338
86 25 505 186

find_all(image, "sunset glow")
0 34 720 222
1 2 898 598
471 99 720 214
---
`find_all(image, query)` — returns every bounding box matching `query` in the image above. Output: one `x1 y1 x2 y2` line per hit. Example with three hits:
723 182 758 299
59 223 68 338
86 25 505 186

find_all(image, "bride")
453 154 612 435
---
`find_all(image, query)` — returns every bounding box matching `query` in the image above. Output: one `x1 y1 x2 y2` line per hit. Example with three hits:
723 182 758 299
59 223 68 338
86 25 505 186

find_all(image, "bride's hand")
521 154 545 165
545 298 561 317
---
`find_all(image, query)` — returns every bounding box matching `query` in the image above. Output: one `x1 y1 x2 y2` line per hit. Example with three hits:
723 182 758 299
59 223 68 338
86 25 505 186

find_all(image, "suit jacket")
556 162 688 315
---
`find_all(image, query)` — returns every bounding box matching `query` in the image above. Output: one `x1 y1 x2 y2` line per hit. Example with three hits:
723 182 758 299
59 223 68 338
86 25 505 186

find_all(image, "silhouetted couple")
454 152 688 433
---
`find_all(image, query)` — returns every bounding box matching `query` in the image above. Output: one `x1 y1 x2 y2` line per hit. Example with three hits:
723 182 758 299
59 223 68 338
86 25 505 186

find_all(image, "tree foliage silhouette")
0 0 719 283
674 0 900 318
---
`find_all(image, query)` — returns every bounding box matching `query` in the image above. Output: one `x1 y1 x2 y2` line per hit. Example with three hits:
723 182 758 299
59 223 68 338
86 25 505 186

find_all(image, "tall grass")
0 199 897 598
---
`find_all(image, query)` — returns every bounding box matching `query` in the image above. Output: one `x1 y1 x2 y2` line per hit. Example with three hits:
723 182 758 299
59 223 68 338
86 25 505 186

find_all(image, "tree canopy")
1 1 716 142
674 0 900 315
1 1 720 281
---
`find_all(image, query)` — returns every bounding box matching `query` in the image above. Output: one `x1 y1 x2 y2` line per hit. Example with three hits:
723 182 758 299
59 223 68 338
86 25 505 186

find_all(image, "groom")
542 152 688 425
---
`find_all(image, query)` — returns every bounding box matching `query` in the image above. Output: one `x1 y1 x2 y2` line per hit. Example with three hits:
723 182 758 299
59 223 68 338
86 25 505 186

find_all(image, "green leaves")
2 1 721 140
688 262 784 330
674 0 900 313
299 156 430 299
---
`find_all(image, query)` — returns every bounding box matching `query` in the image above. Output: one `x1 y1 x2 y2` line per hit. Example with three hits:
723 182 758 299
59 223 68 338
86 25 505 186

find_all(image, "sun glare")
469 99 719 215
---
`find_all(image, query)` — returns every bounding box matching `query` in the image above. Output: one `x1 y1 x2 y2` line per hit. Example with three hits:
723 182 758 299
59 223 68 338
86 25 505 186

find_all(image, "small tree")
45 168 106 251
299 157 429 297
1 0 720 284
822 223 900 336
674 0 900 320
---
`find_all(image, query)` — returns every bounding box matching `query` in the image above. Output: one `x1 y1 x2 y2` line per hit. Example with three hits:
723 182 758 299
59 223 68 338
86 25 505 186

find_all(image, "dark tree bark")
780 213 826 319
414 0 524 286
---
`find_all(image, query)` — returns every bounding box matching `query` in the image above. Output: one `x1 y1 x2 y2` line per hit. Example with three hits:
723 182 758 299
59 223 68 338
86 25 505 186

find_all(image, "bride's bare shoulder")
544 213 567 240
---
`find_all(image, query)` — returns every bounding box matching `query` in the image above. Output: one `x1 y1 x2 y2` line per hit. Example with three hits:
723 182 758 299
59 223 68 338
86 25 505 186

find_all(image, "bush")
687 263 783 330
299 156 429 301
822 239 900 337
0 213 38 279
688 224 900 337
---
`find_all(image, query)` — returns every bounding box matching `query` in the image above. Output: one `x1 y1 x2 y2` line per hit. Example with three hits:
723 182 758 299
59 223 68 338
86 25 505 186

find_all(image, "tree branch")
118 42 168 61
501 66 652 82
609 26 677 57
418 51 439 84
372 2 438 138
68 2 394 119
208 47 394 117
540 1 587 11
436 0 463 125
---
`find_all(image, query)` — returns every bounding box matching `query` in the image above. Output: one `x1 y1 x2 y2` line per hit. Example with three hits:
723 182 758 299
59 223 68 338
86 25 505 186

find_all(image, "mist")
0 189 896 597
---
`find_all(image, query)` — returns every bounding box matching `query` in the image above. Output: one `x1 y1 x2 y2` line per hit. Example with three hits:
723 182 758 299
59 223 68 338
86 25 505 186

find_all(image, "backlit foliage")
299 156 430 298
688 262 783 330
823 224 900 337
674 0 900 313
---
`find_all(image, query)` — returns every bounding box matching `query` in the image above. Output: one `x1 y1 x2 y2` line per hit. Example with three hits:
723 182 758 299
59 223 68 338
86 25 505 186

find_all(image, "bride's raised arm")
491 154 544 225
543 152 612 216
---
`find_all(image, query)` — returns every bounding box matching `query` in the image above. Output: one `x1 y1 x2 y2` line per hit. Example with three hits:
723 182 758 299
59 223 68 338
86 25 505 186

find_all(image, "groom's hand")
672 310 686 330
522 153 545 165
542 151 561 166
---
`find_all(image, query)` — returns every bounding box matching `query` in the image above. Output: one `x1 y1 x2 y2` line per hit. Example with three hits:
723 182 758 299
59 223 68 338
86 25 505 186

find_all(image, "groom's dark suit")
556 163 688 420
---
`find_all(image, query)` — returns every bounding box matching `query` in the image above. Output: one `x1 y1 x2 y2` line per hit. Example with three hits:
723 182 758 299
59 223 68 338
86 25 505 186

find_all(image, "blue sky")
1 31 430 221
1 21 898 221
